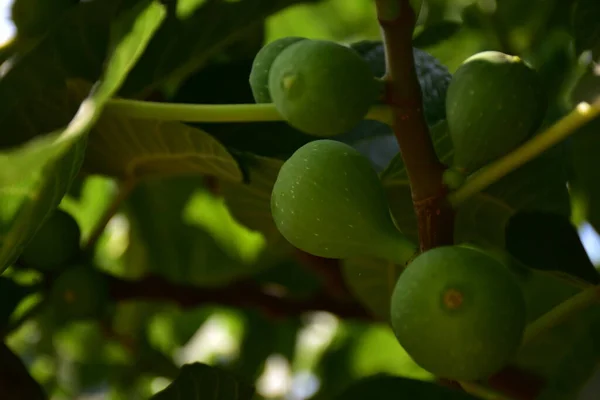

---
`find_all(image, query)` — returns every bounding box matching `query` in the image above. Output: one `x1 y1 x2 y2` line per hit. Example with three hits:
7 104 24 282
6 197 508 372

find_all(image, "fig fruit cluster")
249 37 382 137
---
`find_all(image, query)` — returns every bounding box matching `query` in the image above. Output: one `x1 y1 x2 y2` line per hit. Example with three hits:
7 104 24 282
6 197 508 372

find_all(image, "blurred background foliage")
1 0 600 399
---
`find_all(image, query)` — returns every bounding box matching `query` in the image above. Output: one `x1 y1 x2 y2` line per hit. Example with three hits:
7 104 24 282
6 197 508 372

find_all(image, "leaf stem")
449 101 600 207
83 179 137 253
521 284 600 346
103 99 393 125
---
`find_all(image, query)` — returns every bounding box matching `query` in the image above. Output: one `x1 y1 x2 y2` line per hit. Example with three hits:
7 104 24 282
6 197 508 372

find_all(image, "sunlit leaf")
126 176 266 285
82 106 243 183
0 0 166 272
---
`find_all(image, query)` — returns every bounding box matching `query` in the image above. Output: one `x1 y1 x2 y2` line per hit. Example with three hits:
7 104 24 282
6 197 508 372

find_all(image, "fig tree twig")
375 0 454 250
106 274 374 320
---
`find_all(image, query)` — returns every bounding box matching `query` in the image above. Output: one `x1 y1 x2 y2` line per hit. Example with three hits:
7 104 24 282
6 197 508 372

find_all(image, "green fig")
249 36 308 103
19 209 81 271
268 40 381 137
49 265 109 320
446 51 546 174
390 245 527 381
271 139 416 263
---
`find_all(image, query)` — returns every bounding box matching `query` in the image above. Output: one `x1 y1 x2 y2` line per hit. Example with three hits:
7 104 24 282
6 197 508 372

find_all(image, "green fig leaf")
505 210 600 285
454 143 571 248
149 362 255 400
77 91 242 183
333 374 478 400
120 0 316 96
513 271 600 399
569 115 600 234
572 0 600 55
0 0 166 272
220 155 289 246
125 176 267 285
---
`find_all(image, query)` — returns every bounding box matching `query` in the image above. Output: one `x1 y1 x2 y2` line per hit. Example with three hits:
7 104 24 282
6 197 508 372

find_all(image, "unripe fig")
49 265 109 320
271 140 416 264
446 51 546 173
390 245 527 381
249 36 307 103
268 40 381 137
19 209 81 271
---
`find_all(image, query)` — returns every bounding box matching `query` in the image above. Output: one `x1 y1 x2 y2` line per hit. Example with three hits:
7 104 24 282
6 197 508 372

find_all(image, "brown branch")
375 0 454 251
106 274 374 321
106 273 544 398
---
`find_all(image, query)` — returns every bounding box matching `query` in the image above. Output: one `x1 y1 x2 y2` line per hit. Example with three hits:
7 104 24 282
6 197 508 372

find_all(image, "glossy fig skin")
249 36 307 103
268 40 381 137
446 51 546 173
271 139 416 264
390 245 527 381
